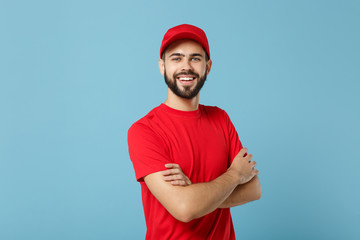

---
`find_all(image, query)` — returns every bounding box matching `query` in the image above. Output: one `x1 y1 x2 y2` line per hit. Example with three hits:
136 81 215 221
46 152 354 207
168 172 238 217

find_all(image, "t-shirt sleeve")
127 122 170 182
222 109 243 166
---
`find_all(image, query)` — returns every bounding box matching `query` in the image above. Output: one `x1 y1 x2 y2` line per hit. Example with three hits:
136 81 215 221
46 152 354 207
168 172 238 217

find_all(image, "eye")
192 57 201 62
171 57 181 61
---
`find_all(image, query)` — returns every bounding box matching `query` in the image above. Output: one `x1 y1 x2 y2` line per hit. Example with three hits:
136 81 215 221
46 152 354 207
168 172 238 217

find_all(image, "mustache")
174 70 200 78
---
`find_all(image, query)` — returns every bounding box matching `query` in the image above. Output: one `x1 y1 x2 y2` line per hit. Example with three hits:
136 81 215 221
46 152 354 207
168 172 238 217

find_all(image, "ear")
206 59 212 76
158 59 165 76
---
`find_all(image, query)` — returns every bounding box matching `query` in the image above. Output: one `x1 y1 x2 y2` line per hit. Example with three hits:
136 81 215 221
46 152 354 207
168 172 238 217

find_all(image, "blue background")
1 0 359 239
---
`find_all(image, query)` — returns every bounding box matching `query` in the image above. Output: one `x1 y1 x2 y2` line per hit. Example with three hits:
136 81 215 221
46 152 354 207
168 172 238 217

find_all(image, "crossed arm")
143 148 262 223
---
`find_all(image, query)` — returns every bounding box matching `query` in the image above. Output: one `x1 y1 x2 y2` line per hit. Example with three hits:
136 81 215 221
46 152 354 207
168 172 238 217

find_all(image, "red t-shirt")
128 103 243 240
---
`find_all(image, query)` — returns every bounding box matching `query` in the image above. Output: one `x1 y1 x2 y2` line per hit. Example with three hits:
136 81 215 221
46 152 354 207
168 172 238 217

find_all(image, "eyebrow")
168 53 204 58
190 53 204 58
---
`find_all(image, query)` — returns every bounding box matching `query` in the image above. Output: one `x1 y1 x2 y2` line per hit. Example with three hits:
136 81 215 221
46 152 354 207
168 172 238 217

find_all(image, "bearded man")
128 24 261 240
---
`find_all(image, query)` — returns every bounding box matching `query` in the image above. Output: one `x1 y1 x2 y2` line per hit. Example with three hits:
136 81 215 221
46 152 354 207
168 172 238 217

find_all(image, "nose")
181 58 193 71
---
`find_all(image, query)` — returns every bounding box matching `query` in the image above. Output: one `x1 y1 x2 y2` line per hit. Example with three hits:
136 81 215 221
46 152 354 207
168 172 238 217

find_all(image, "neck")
164 88 200 111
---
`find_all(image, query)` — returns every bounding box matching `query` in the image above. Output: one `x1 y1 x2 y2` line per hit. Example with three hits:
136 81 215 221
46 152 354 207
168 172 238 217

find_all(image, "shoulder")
200 104 229 119
128 105 163 140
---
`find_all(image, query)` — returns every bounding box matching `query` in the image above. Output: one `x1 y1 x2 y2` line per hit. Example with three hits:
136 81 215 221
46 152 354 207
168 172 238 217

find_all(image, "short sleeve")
127 122 170 182
222 110 243 166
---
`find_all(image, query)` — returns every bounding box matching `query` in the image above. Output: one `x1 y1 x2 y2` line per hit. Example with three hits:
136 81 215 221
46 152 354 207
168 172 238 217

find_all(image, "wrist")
226 167 242 185
227 166 250 185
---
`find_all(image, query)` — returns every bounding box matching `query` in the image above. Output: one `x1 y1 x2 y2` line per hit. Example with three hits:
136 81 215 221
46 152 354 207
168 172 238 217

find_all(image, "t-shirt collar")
159 103 201 118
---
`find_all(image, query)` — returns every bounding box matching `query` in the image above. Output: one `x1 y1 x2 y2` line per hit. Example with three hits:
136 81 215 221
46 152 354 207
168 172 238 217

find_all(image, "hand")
229 148 259 184
161 163 192 186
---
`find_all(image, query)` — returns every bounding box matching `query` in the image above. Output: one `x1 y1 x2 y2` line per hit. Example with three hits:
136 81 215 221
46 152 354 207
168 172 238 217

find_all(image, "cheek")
198 65 207 75
166 66 177 76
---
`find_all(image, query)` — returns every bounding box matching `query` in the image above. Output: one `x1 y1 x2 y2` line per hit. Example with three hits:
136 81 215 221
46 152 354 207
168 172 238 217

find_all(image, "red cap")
160 24 210 59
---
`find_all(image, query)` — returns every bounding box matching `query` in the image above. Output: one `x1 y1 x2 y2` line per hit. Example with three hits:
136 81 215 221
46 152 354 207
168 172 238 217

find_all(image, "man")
128 24 261 240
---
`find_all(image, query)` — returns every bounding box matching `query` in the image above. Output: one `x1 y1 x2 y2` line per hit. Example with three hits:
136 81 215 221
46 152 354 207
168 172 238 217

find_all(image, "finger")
161 169 171 176
164 175 183 181
253 169 259 175
239 148 248 157
163 176 173 181
161 168 180 176
165 163 180 169
171 180 186 186
161 169 175 176
169 168 181 175
251 161 257 168
245 153 253 162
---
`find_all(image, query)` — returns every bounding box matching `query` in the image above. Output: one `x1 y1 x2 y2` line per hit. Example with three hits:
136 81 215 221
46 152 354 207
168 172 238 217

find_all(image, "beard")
164 68 207 99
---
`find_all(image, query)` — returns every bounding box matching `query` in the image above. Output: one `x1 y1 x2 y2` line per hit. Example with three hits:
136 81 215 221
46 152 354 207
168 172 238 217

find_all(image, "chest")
159 117 229 183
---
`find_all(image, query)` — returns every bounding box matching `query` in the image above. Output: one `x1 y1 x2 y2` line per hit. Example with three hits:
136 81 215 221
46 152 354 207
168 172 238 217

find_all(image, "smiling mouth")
176 76 196 86
177 77 195 81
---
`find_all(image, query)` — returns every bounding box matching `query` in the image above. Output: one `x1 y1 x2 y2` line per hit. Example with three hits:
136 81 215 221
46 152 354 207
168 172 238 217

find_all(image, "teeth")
179 77 194 81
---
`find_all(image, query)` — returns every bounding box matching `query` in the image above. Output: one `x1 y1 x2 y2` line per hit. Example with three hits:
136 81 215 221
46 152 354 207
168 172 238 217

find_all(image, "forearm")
219 175 261 208
179 170 240 220
145 169 240 222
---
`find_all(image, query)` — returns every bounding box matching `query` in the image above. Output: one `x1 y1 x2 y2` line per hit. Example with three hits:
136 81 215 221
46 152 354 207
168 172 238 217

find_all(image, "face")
159 39 212 99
